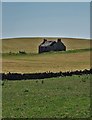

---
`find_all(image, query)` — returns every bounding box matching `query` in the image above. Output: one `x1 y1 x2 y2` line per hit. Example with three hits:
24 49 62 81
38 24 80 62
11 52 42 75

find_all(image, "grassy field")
2 38 91 118
2 74 91 118
2 49 91 73
2 37 91 53
2 37 91 73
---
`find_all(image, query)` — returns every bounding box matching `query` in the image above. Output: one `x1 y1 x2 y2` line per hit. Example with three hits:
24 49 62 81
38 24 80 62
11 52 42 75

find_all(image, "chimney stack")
43 39 47 43
57 39 61 42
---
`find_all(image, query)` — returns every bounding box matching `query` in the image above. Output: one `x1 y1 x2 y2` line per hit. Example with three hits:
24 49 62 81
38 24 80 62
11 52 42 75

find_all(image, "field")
2 74 91 118
2 50 91 73
2 37 91 118
2 37 91 73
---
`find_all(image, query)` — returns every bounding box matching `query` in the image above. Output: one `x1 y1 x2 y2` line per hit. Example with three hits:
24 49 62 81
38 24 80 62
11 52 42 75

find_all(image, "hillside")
2 37 91 53
2 37 91 73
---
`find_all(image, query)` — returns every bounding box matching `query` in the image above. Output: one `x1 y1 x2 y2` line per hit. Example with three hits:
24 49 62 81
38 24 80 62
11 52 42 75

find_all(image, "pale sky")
2 2 90 38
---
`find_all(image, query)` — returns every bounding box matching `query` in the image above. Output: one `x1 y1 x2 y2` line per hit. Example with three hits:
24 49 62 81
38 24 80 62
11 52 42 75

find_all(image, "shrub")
19 51 26 54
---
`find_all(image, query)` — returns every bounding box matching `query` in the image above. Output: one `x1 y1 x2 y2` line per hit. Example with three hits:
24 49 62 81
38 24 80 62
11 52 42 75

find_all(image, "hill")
2 37 91 73
2 37 91 53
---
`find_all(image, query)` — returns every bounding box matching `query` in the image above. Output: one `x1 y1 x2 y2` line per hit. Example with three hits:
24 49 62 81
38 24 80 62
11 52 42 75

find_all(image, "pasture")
2 74 91 118
2 37 91 118
2 49 91 73
2 37 91 73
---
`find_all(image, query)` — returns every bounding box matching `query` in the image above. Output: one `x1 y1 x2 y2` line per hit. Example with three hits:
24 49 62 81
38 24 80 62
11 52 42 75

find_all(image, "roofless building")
39 39 66 53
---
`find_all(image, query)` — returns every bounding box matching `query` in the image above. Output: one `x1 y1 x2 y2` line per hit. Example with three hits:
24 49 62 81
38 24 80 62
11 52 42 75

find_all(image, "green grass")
2 74 91 118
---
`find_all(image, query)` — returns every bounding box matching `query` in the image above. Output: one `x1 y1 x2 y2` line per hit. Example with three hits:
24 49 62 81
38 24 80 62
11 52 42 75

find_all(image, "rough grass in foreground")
2 74 91 118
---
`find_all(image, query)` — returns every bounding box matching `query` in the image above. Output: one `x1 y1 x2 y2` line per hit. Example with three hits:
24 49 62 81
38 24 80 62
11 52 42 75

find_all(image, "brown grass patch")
2 51 90 73
2 37 91 53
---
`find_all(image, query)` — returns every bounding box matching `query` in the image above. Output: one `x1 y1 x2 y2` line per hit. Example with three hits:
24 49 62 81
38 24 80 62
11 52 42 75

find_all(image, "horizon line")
1 36 91 40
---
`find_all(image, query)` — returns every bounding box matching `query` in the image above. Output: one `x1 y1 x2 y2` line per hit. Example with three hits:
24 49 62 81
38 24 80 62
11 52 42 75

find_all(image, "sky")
2 2 90 39
0 2 2 38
